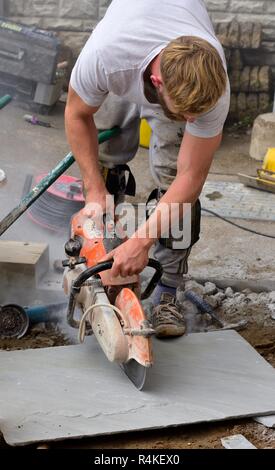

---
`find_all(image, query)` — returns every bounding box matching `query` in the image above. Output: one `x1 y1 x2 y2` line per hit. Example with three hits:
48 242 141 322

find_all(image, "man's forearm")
133 172 203 248
65 108 106 196
133 132 221 248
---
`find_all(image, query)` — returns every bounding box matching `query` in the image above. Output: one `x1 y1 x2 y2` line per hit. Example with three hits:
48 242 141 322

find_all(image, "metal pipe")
25 302 68 324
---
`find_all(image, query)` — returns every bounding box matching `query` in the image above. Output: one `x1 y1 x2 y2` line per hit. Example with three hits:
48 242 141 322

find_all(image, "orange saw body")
63 209 163 389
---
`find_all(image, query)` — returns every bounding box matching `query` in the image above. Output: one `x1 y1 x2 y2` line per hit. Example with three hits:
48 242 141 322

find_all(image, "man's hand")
83 188 112 222
100 237 151 278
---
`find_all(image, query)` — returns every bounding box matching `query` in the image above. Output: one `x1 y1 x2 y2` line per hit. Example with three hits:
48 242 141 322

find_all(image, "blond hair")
160 36 227 119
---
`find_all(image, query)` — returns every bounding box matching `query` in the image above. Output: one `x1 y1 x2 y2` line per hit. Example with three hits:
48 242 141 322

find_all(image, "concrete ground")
1 100 275 449
1 101 274 291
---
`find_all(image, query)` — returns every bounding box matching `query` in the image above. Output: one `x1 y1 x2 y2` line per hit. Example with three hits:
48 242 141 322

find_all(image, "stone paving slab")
201 181 275 221
1 330 275 446
221 434 257 449
254 415 275 428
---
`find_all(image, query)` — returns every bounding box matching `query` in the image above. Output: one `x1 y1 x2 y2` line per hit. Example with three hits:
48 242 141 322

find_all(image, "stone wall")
206 0 275 118
2 0 110 58
3 1 275 66
2 0 275 118
206 0 275 73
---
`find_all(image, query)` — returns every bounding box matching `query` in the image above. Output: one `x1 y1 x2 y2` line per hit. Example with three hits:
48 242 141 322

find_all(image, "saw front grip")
67 261 113 329
66 259 163 329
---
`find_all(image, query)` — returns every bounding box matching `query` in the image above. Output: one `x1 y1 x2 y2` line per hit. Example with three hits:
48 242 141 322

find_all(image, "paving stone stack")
214 20 273 122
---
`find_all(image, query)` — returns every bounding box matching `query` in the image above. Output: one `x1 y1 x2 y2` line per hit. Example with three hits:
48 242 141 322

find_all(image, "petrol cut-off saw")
62 209 163 390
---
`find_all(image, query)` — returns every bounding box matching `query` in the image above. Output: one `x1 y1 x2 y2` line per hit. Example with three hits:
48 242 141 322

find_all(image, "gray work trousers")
94 93 201 287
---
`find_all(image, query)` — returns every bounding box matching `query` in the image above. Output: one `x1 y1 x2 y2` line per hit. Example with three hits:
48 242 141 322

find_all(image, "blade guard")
115 288 153 368
88 288 153 368
90 303 129 364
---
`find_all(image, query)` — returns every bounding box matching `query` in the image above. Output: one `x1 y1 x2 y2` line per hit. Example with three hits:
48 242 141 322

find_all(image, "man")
65 0 230 338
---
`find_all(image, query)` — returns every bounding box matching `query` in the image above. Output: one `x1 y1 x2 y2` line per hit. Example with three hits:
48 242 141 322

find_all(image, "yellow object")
238 147 275 192
263 148 275 172
140 119 152 148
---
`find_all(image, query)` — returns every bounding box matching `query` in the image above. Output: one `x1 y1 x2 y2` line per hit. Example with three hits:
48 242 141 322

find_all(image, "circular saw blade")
121 359 147 391
0 304 29 339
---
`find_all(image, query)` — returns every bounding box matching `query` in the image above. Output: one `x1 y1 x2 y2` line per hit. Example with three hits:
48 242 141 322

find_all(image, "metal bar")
184 290 224 328
0 126 121 236
0 94 12 109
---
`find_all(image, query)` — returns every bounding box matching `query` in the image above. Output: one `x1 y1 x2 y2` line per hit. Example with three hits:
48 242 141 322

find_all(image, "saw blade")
121 359 147 390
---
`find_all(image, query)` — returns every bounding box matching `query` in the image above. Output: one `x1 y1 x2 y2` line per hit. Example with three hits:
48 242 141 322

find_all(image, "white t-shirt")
70 0 230 138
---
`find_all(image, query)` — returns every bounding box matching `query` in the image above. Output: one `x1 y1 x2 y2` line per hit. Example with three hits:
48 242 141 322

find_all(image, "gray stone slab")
1 330 275 446
254 415 275 428
201 181 275 221
221 434 257 449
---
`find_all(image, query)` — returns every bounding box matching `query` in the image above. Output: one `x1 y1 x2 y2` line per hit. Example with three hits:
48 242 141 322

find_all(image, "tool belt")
146 188 201 250
101 164 136 204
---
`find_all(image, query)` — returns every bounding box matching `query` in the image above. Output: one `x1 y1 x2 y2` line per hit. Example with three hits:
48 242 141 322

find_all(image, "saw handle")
84 258 163 300
73 258 163 294
67 259 163 328
140 259 163 300
67 261 114 329
100 216 163 298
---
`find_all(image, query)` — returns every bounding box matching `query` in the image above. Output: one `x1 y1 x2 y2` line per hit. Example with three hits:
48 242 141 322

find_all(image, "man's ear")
150 74 164 92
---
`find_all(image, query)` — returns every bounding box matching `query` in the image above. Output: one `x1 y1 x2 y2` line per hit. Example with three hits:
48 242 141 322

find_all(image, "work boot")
151 292 186 338
151 281 177 306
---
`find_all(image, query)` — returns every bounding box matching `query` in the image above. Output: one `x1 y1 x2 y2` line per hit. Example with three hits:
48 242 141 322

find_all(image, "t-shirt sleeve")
70 36 108 107
186 78 231 138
